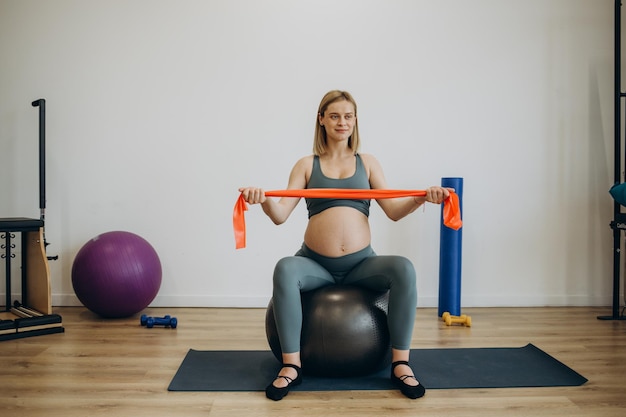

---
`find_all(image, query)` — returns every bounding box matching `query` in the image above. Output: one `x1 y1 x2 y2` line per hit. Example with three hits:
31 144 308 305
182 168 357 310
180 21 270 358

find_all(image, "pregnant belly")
304 207 371 257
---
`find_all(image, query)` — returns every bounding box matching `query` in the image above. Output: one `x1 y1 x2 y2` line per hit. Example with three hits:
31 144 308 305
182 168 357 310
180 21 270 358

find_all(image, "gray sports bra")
306 154 371 218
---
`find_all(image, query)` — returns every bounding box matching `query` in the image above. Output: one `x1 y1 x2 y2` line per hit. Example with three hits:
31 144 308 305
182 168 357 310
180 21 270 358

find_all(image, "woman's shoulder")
357 153 381 168
289 155 314 177
294 154 314 167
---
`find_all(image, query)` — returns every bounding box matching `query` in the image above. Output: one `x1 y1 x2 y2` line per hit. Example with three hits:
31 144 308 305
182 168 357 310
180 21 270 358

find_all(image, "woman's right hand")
238 187 267 204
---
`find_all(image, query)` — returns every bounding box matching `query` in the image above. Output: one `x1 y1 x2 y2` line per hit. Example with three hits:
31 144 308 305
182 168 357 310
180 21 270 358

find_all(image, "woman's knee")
272 257 301 290
388 256 417 291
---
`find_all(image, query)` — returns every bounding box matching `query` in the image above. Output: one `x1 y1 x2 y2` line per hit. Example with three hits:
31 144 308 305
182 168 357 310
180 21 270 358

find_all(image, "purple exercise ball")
71 231 162 318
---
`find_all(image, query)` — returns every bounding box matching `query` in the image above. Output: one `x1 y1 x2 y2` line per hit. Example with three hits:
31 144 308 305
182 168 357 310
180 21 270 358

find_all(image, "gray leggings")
272 243 417 354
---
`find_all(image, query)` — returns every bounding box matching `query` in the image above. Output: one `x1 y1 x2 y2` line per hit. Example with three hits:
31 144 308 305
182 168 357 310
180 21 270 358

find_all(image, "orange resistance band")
233 189 463 249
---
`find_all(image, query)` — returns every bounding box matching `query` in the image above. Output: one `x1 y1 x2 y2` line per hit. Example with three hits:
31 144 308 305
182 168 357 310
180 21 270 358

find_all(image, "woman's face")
319 100 356 145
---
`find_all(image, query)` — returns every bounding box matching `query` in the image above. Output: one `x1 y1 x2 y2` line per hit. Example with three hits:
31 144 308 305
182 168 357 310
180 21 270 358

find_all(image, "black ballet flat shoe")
265 363 302 401
391 360 426 399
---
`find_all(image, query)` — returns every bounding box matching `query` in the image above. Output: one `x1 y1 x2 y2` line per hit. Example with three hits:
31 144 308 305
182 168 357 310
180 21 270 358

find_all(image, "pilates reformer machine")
0 99 64 340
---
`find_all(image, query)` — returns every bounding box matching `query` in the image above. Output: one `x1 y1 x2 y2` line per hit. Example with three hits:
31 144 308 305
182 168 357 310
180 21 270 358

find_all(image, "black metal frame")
0 220 43 311
35 99 46 221
599 1 626 321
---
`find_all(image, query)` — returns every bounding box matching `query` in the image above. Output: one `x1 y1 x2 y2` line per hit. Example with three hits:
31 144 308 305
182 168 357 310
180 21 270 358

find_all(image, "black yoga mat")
168 343 587 392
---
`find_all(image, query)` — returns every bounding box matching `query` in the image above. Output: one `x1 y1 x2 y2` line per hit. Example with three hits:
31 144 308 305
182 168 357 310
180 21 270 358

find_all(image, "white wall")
0 0 618 309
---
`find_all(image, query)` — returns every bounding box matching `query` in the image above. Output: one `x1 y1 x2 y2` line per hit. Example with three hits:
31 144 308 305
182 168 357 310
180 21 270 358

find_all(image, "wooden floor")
0 306 625 417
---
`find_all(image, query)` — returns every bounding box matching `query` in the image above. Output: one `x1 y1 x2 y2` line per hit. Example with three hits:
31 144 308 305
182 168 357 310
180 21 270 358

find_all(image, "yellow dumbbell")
441 311 472 327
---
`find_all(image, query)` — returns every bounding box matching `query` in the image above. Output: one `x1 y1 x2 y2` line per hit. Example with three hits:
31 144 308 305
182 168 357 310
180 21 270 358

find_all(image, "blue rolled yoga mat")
438 177 463 317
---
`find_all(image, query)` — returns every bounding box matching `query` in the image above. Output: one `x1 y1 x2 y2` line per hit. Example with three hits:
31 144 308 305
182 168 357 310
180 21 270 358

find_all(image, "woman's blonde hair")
313 90 360 155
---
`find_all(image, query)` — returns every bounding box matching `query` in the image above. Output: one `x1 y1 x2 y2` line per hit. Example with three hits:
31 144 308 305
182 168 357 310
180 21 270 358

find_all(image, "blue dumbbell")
140 314 177 328
140 314 151 326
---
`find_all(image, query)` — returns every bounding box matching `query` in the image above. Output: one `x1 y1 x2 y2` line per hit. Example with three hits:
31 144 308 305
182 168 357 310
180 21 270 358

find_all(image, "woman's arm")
362 153 450 222
239 156 311 225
